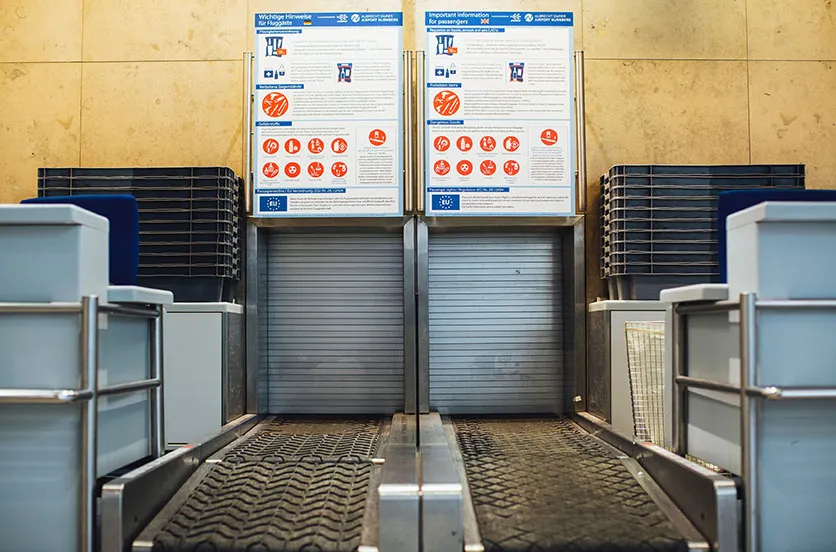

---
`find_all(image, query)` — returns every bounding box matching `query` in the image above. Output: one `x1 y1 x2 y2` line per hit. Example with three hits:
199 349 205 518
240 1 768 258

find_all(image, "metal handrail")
676 375 836 400
673 292 836 552
0 294 164 552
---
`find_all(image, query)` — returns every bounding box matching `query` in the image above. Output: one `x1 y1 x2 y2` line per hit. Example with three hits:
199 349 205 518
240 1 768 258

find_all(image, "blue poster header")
425 11 572 27
256 12 403 28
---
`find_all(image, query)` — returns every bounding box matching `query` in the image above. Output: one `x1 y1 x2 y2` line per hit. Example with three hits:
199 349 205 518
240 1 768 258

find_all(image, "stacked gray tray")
38 166 241 301
600 164 805 300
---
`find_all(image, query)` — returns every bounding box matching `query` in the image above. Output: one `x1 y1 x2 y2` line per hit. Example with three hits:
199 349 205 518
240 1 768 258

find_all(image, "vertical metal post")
403 51 415 214
415 51 426 214
573 51 587 214
245 222 260 414
80 295 99 552
403 218 418 414
416 219 430 413
740 293 758 552
150 307 165 457
243 51 254 215
673 305 689 456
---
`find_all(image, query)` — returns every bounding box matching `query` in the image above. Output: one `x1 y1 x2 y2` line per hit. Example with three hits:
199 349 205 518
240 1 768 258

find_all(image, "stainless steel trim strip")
152 307 165 457
378 413 419 552
100 414 261 552
420 413 463 552
442 417 484 552
572 412 740 552
740 293 758 552
81 295 99 552
101 304 160 318
676 301 740 316
403 218 418 414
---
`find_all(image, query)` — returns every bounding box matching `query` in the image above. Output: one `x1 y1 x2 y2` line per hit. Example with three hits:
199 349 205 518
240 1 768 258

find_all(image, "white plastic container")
728 201 836 300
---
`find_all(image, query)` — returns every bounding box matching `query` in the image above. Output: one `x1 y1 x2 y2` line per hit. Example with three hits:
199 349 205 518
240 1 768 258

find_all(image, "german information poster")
424 11 575 216
253 12 403 217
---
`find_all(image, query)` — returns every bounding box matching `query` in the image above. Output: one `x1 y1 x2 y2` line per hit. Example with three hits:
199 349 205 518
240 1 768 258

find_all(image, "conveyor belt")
141 417 384 552
452 416 691 552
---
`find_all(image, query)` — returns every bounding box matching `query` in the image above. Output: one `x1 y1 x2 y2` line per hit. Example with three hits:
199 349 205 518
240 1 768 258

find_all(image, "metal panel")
428 231 564 413
264 231 405 413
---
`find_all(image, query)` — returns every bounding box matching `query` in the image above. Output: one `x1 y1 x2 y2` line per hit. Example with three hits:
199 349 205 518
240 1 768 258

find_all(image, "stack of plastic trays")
600 164 805 300
38 167 241 301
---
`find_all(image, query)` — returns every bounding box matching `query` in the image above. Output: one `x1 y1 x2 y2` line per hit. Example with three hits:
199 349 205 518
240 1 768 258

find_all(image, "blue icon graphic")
434 62 457 79
264 69 274 79
432 194 460 211
436 35 455 56
265 36 285 57
337 63 353 83
509 62 524 82
259 195 288 212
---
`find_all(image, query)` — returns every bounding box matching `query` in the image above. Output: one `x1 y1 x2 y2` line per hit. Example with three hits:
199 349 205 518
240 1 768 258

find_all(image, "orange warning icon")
331 161 348 178
284 162 301 178
261 92 289 118
503 160 521 176
456 136 472 152
307 162 324 178
433 90 461 116
480 160 497 176
457 160 473 176
540 129 558 146
284 138 301 155
503 136 520 152
434 135 451 152
262 138 280 155
308 138 324 154
331 137 348 154
434 159 451 176
480 136 496 152
369 129 387 146
262 162 279 178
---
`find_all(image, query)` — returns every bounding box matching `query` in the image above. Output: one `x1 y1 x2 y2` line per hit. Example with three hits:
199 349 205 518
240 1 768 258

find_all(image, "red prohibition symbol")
308 138 324 154
262 162 279 178
307 162 324 178
480 159 497 176
331 137 348 154
262 138 280 155
331 161 348 178
284 162 301 178
284 138 301 154
434 135 451 152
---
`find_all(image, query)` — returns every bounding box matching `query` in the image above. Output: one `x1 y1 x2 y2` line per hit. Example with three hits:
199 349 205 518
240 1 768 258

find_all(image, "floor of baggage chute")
136 416 386 552
451 416 695 552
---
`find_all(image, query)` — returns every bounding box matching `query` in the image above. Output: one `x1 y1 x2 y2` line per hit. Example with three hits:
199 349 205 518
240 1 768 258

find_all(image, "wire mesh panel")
624 321 666 444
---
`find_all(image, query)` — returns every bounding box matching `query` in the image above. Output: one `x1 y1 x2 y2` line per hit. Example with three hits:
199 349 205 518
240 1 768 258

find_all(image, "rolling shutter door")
263 231 405 413
428 232 565 414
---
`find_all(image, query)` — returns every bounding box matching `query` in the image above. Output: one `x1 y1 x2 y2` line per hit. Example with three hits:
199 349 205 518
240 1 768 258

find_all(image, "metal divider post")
80 295 99 552
739 293 758 552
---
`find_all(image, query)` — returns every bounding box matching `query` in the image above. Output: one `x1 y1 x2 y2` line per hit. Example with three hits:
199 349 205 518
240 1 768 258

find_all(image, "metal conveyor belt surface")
138 417 384 552
452 416 691 552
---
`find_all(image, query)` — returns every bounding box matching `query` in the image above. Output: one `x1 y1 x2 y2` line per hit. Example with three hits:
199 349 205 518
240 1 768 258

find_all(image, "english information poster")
424 11 575 216
253 12 403 217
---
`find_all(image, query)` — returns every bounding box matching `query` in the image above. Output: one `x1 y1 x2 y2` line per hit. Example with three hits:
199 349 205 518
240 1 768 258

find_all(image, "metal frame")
100 414 260 552
573 412 739 552
0 296 164 552
573 50 587 214
672 292 836 552
420 413 463 552
377 414 420 552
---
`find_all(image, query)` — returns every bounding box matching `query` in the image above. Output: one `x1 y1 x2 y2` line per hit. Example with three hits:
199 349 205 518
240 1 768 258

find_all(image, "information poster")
253 12 403 217
424 11 575 216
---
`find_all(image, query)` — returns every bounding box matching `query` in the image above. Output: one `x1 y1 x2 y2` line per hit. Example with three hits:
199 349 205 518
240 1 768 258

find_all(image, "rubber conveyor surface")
143 417 383 552
453 416 690 552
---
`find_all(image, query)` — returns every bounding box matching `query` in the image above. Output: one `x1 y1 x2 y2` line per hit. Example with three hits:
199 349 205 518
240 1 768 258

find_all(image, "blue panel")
431 194 461 211
259 195 288 212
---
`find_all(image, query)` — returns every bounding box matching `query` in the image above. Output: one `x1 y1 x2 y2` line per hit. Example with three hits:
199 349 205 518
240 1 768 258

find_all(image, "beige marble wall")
0 0 834 296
